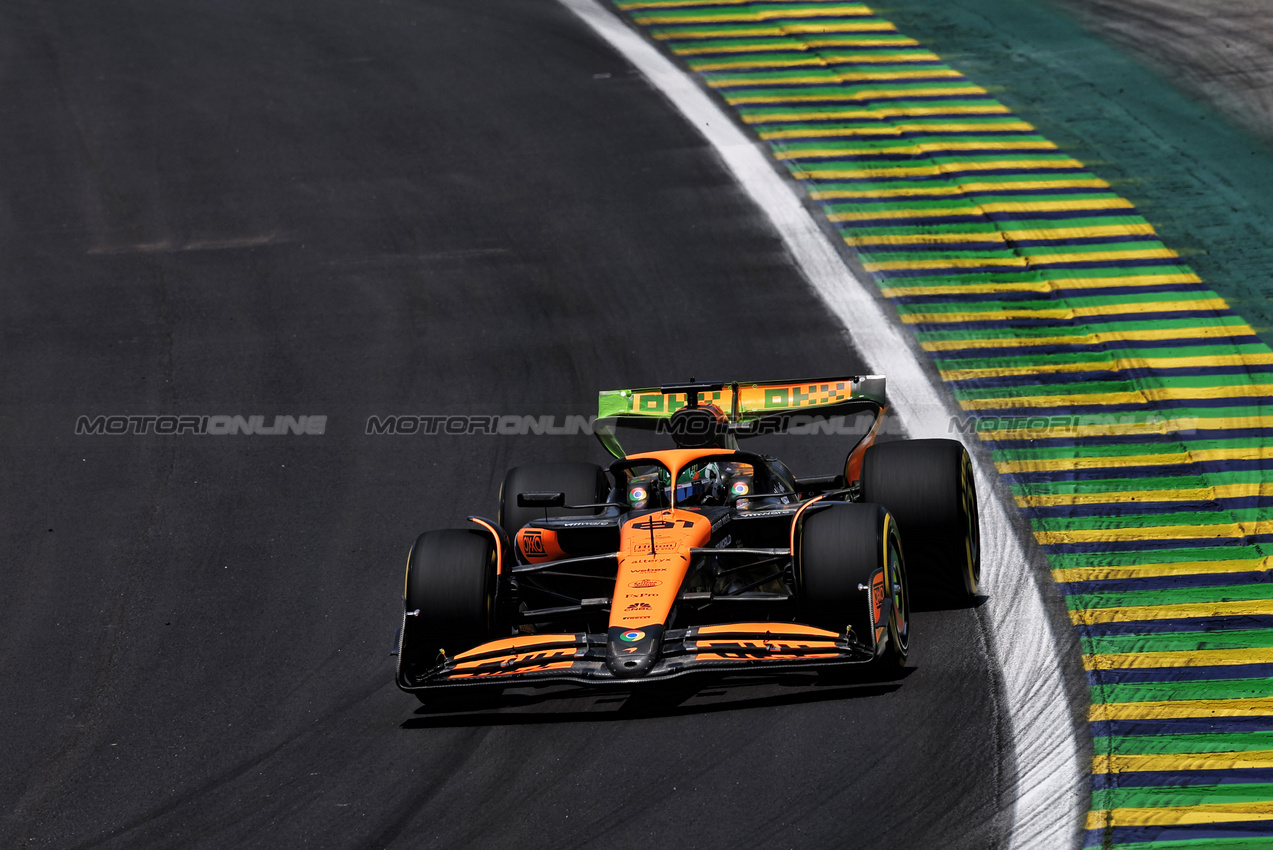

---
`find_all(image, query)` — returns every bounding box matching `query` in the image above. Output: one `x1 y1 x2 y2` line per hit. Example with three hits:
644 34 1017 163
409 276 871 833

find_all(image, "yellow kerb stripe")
1028 485 1273 509
1091 697 1273 722
961 380 1273 410
636 8 875 24
1042 523 1271 545
687 53 950 69
795 158 1082 176
751 69 963 82
855 224 1148 248
653 23 897 39
691 57 827 71
903 297 1229 324
1087 647 1273 670
920 323 1251 350
674 43 924 56
840 199 1132 222
867 247 1174 270
619 0 814 7
890 273 1195 297
819 179 1101 198
819 52 942 63
1095 750 1273 773
771 122 1036 139
742 105 1009 121
1001 445 1273 474
1086 802 1273 829
978 414 1273 441
1071 599 1273 625
737 86 986 106
712 72 969 87
941 352 1273 380
1052 557 1270 582
779 141 1059 161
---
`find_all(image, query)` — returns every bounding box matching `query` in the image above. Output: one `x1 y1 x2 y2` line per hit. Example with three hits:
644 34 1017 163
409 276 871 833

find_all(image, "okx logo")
521 530 546 556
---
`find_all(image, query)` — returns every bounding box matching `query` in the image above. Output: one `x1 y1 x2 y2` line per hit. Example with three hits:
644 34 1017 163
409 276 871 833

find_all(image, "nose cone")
606 625 664 678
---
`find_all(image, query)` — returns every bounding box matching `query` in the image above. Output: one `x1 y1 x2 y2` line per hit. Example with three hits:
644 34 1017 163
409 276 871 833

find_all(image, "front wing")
397 622 877 692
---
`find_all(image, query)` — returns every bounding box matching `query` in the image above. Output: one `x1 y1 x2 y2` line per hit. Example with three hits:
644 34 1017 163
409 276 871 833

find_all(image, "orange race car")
393 377 980 706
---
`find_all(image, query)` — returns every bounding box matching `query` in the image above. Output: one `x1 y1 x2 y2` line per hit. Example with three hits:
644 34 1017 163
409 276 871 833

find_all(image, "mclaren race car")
393 376 980 704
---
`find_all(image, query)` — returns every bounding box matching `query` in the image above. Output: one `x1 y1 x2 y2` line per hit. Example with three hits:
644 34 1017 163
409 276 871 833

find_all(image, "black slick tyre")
860 439 980 605
798 502 909 671
498 462 609 538
397 529 498 696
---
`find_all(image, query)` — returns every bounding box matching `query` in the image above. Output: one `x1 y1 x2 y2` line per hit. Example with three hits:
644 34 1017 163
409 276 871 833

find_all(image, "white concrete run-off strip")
560 0 1087 846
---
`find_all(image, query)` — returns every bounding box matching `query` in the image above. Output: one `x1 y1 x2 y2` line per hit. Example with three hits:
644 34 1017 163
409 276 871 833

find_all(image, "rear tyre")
798 502 909 671
498 462 609 538
860 439 980 604
398 529 498 694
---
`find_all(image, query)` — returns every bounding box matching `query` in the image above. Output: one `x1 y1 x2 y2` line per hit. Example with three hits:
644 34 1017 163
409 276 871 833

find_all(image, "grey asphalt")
1054 0 1273 143
0 2 1010 847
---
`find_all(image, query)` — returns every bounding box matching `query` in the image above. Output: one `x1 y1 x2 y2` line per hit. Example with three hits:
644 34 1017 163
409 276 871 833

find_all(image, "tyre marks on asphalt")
609 0 1273 846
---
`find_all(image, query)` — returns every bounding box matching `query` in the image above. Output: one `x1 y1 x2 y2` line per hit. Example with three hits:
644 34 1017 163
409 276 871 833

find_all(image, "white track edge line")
559 1 1085 846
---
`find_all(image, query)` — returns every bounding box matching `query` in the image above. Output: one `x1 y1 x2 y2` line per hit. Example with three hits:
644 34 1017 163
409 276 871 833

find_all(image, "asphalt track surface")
1055 0 1273 144
0 2 1013 848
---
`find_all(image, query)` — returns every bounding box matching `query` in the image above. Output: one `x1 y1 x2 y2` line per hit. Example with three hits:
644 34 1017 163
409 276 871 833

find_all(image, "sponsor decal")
458 647 576 676
632 518 675 530
620 630 645 642
871 571 886 625
626 542 678 554
631 518 696 530
560 520 612 528
521 530 546 556
624 602 652 612
629 579 661 589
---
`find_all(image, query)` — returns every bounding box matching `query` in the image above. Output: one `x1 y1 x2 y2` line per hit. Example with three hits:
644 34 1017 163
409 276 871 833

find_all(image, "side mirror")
517 491 566 509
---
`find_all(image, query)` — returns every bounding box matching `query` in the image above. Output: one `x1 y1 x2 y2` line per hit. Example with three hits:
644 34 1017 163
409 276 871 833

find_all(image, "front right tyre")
860 439 980 604
497 461 610 539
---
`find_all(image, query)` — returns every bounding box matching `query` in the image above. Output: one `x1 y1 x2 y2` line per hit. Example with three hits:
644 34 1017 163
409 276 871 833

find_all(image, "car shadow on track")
400 669 914 729
909 592 989 614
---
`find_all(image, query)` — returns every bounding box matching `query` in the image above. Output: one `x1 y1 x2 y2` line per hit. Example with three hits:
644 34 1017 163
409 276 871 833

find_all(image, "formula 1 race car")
394 376 980 704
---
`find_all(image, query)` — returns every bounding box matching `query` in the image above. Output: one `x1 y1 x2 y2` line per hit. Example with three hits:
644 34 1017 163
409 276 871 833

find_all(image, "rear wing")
595 376 887 458
598 376 886 419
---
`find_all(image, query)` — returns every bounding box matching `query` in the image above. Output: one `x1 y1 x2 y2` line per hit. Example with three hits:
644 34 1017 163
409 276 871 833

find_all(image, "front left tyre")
797 502 909 671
